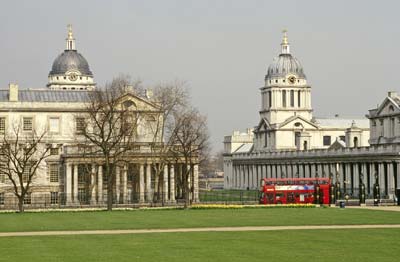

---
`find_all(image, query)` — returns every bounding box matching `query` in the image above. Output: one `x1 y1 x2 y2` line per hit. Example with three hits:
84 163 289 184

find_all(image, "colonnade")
65 162 199 205
225 161 400 199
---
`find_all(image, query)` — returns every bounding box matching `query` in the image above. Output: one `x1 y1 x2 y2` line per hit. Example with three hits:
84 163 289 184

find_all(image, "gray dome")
265 53 306 79
49 50 93 76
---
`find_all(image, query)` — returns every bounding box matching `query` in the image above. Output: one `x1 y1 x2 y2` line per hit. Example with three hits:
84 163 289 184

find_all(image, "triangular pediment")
255 118 272 132
278 115 319 129
118 93 161 112
375 97 400 116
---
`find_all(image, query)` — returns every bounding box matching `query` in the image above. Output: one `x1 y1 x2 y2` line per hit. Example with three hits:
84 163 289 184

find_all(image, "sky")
1 0 400 152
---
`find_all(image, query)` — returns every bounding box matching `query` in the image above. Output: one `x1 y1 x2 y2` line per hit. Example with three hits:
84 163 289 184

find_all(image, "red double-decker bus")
259 178 331 205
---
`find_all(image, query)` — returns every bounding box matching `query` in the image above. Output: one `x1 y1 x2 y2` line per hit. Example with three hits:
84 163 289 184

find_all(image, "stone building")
223 32 399 202
0 26 199 208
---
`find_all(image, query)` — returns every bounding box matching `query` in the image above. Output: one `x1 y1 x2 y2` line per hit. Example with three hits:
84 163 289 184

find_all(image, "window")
282 90 287 107
268 91 272 108
339 136 345 142
0 163 5 183
0 193 4 205
50 148 59 155
50 192 58 204
22 163 32 183
290 90 294 107
353 137 359 148
49 164 59 183
75 117 85 133
0 117 5 132
323 136 331 146
264 132 268 147
23 117 33 131
298 90 301 107
380 119 384 126
372 120 376 126
49 117 60 133
23 193 31 204
275 79 278 83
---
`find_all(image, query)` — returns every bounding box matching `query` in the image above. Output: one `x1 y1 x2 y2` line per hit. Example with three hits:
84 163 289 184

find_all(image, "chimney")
388 91 397 98
9 83 18 102
145 89 153 99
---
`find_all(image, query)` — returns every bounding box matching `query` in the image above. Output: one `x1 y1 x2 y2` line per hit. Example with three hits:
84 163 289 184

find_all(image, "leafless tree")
78 77 141 211
170 107 209 208
0 125 50 212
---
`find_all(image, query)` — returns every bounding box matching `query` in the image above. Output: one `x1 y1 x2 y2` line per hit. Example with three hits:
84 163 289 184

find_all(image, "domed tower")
260 31 312 124
47 25 96 91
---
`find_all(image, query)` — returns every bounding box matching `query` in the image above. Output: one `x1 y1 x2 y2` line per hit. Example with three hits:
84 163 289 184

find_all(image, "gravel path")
1 224 400 237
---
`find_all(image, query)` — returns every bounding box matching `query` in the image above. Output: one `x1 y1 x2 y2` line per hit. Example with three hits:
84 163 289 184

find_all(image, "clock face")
68 73 78 81
288 76 296 84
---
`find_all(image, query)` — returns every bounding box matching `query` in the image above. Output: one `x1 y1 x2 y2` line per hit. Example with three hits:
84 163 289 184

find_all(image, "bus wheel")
276 201 282 205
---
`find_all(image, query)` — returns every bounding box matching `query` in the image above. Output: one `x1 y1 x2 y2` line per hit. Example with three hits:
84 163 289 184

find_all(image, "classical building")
223 32 400 202
0 26 199 209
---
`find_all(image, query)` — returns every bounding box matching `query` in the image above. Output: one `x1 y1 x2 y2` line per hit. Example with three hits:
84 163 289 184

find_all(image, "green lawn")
0 208 399 232
0 229 399 262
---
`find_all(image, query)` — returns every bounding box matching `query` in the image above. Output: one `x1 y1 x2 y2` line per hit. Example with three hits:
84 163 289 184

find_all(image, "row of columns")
65 163 199 205
226 161 400 198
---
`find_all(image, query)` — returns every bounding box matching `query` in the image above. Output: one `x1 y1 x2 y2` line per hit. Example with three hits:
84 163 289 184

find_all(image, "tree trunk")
18 197 24 213
107 186 113 211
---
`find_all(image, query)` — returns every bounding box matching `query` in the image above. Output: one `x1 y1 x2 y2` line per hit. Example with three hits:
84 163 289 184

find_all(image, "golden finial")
282 29 288 45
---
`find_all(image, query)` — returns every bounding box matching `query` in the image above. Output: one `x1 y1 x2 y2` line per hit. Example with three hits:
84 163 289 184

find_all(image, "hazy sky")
1 0 400 152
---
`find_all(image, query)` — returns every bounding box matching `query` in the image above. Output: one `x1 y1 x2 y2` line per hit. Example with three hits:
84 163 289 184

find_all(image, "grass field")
0 208 399 261
0 229 399 261
0 208 399 232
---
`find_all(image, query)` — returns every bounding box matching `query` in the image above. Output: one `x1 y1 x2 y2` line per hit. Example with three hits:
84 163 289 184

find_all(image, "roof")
0 89 91 102
314 118 369 129
234 143 253 153
49 50 93 76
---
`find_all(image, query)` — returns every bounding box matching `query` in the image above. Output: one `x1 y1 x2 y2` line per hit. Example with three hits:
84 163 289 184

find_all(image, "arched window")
268 91 272 108
303 140 308 151
264 132 268 147
282 90 287 107
123 100 136 109
353 137 358 148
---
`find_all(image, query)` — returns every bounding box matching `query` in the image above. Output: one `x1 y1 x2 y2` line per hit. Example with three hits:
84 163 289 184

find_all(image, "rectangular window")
268 91 272 108
0 193 4 205
0 117 5 132
50 148 59 155
298 90 301 107
49 117 60 133
323 136 331 146
23 193 31 204
23 117 33 131
50 192 58 204
0 163 5 183
22 163 32 183
49 164 59 183
290 90 294 107
75 117 85 133
282 90 287 107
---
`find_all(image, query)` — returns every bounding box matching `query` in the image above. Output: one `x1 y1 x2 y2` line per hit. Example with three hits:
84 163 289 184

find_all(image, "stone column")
90 165 96 205
353 163 359 196
396 162 400 189
163 165 169 202
253 165 258 189
378 163 385 197
146 164 152 202
170 164 176 202
277 165 282 178
299 164 304 178
73 164 78 204
310 164 316 178
98 165 103 204
267 165 272 179
292 164 298 178
115 166 120 204
387 162 394 197
139 164 145 203
193 164 199 202
66 163 73 205
271 164 276 178
305 164 310 178
369 163 375 196
122 166 128 204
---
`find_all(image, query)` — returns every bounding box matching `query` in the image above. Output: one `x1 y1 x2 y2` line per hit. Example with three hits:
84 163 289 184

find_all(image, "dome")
265 53 306 79
49 50 93 76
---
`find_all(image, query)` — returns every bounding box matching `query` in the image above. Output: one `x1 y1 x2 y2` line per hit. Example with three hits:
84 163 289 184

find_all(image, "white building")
0 26 199 208
223 32 400 202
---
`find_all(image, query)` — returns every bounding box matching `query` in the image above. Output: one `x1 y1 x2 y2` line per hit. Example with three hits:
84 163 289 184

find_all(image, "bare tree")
170 107 209 208
78 77 141 211
0 125 50 212
146 81 189 203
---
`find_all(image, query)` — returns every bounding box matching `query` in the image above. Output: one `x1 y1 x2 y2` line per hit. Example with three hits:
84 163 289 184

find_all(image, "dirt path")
1 224 400 237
